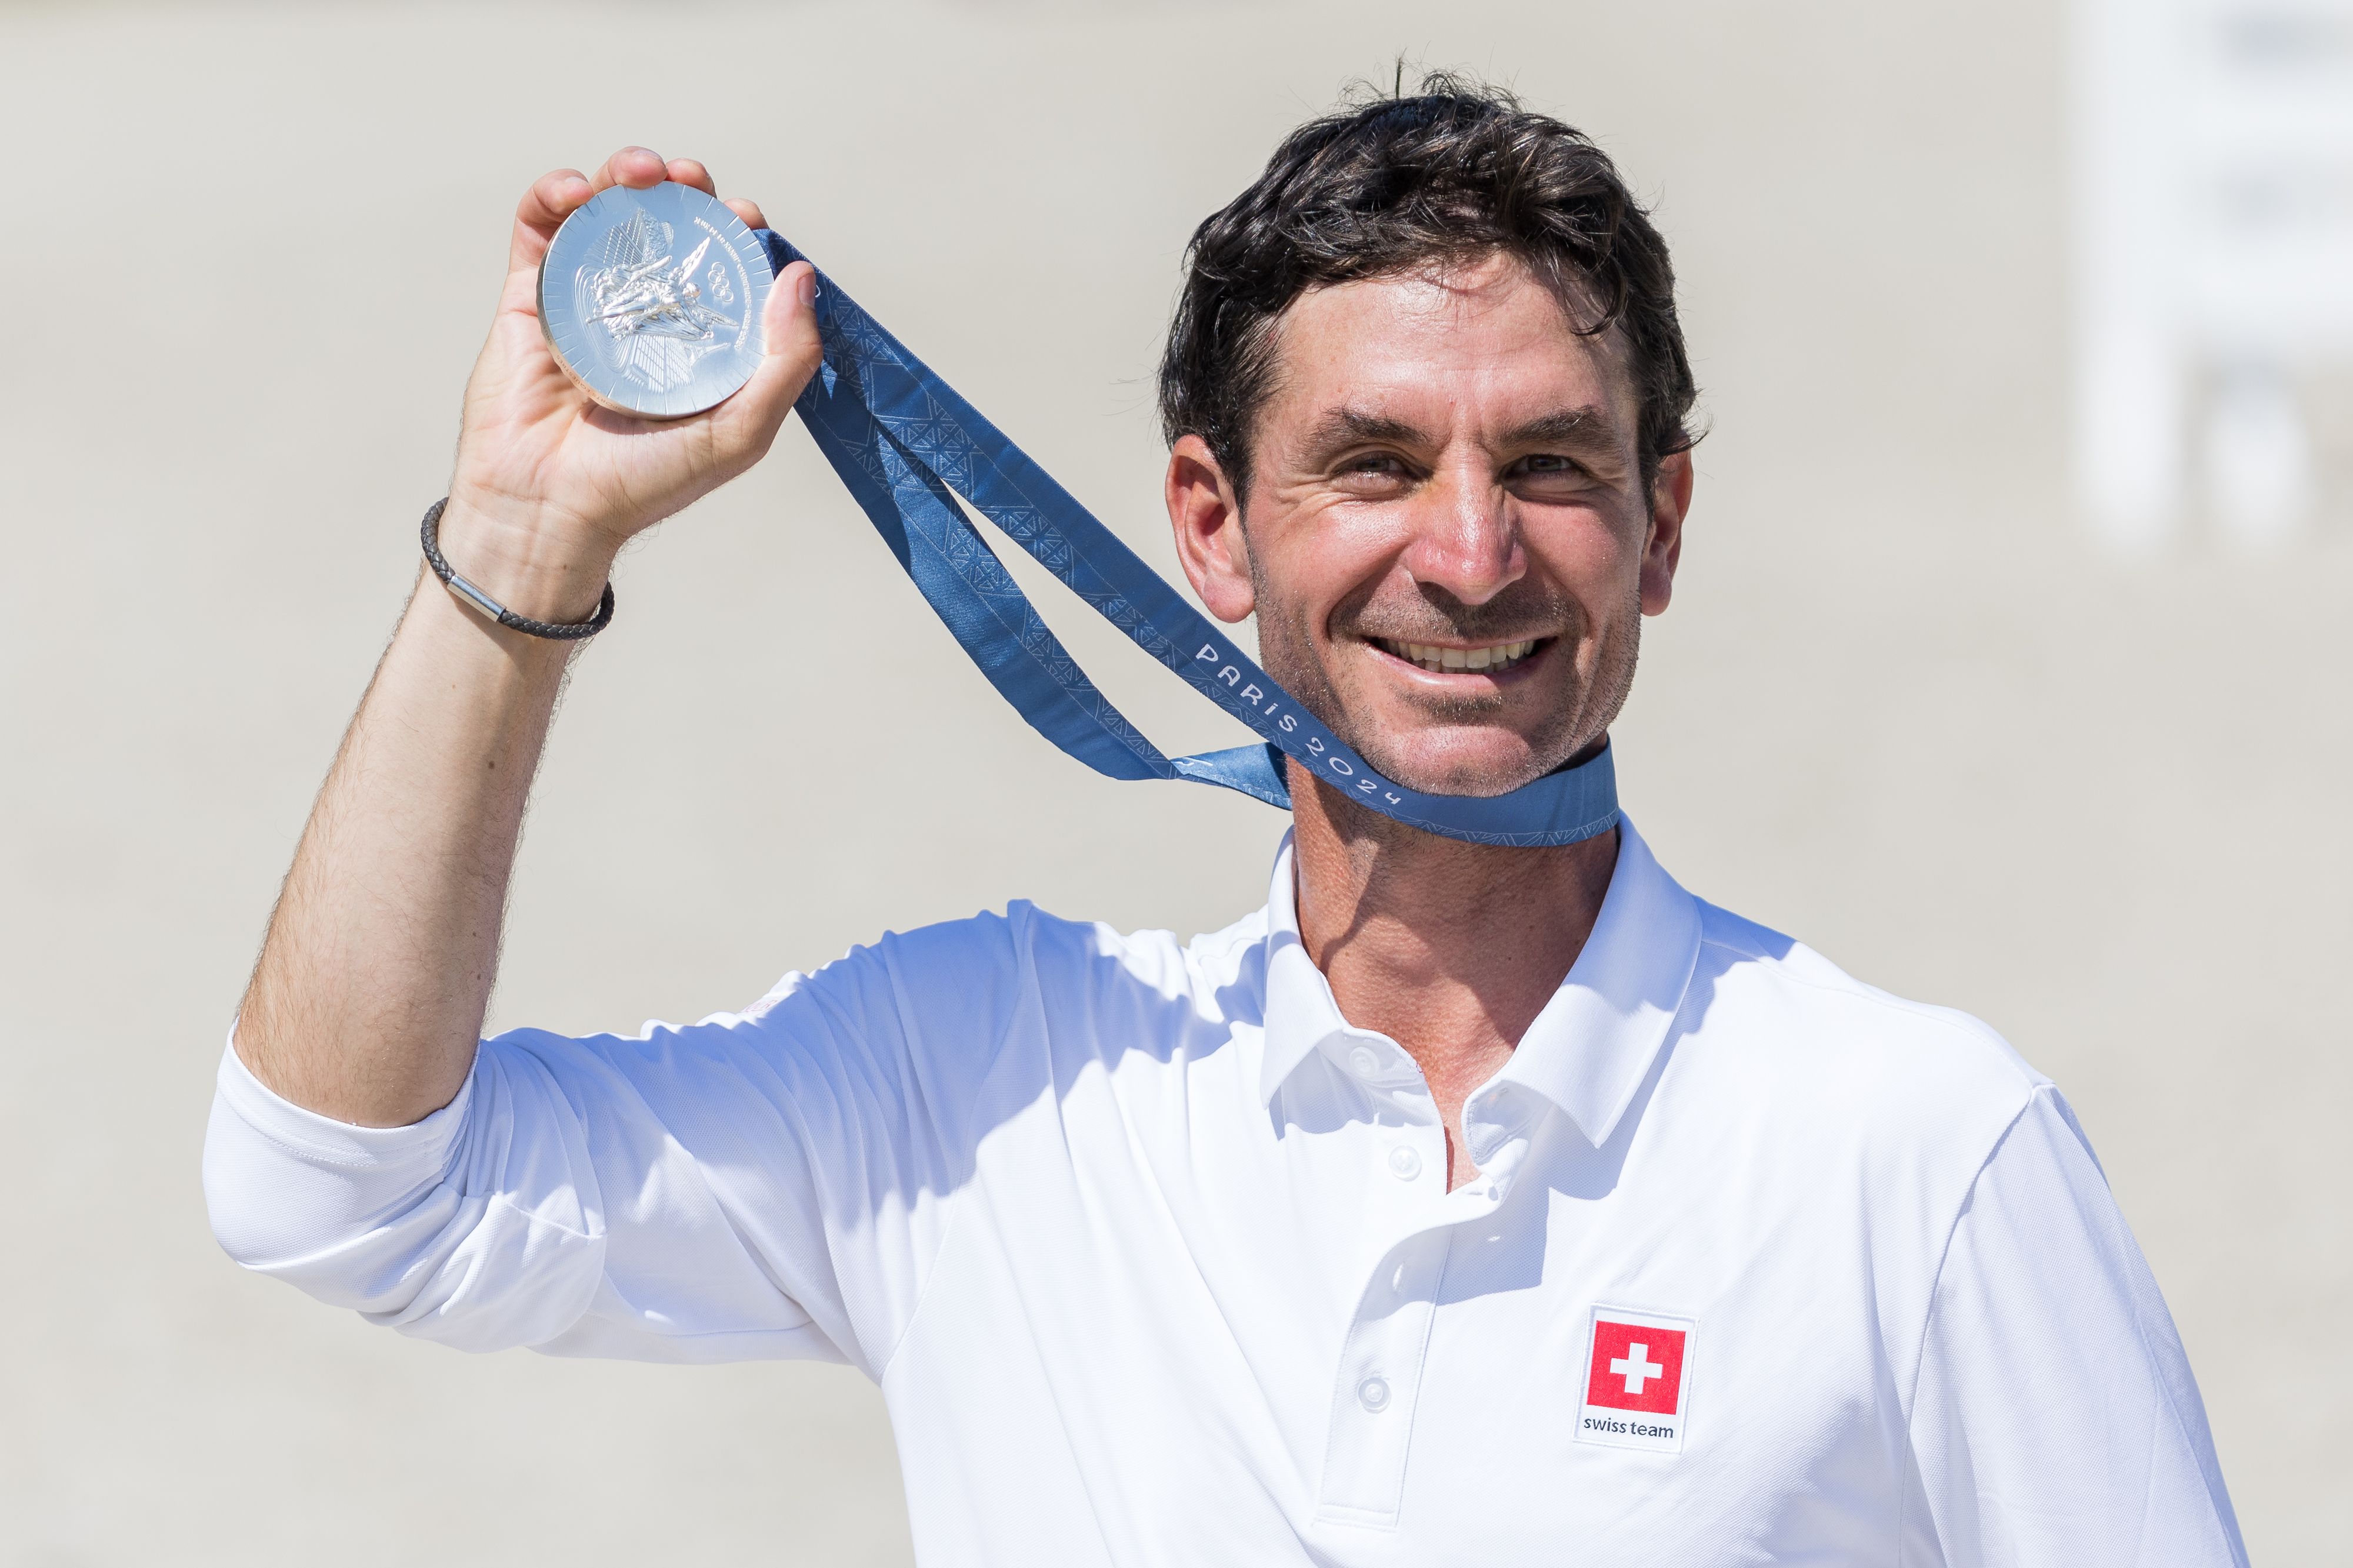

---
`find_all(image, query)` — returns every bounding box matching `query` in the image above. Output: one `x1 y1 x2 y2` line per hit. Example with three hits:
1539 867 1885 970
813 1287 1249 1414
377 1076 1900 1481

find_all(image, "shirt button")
1347 1045 1382 1079
1357 1376 1392 1413
1387 1145 1421 1180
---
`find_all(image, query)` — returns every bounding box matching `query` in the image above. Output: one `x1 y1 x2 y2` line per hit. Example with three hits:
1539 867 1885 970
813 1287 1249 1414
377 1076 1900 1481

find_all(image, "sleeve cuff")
214 1029 477 1171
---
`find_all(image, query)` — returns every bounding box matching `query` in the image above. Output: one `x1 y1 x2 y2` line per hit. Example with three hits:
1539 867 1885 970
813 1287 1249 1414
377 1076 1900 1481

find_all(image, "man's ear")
1640 448 1693 616
1166 435 1257 624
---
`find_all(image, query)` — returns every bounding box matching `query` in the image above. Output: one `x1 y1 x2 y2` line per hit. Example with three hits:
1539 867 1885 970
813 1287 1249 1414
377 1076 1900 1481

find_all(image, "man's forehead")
1265 256 1636 436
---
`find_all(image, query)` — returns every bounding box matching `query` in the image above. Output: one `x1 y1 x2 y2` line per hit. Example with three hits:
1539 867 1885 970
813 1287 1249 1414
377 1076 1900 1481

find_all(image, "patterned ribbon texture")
759 231 1619 848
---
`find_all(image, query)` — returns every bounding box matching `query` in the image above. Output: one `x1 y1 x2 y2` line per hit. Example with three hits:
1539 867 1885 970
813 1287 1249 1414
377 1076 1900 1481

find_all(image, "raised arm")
235 148 821 1127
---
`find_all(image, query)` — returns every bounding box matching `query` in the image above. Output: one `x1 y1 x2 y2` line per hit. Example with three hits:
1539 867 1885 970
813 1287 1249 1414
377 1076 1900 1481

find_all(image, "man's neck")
1289 763 1620 1187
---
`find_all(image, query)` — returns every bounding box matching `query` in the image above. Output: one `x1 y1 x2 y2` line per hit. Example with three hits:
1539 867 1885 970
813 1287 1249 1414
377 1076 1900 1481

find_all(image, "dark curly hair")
1158 74 1699 501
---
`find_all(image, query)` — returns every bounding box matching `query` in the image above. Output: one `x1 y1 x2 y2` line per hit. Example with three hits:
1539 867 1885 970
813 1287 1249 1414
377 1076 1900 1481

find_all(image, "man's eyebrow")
1298 407 1437 458
1502 406 1622 455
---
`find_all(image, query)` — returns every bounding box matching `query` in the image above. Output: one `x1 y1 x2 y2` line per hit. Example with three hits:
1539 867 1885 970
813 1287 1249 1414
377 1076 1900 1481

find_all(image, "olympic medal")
538 180 774 419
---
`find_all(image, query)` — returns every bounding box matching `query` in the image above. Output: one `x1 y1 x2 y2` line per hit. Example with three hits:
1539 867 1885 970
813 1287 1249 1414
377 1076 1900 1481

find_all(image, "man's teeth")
1375 638 1541 673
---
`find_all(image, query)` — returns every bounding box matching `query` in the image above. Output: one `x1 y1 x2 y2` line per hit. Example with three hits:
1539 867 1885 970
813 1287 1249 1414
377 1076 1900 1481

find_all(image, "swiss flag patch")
1577 1307 1693 1452
1586 1318 1686 1412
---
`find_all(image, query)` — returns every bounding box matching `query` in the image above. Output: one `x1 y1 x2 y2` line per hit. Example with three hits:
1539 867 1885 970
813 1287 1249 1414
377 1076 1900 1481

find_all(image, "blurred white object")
2072 0 2353 548
2205 365 2317 541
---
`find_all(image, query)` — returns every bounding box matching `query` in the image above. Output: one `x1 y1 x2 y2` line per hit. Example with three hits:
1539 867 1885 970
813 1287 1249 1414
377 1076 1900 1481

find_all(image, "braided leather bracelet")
420 498 615 640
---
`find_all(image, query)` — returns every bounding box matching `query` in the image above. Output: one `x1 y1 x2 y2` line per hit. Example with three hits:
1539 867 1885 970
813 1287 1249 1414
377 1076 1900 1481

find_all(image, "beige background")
2 2 2344 1563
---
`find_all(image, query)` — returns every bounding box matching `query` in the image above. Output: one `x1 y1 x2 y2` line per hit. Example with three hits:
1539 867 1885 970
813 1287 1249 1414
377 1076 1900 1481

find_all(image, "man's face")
1167 253 1689 798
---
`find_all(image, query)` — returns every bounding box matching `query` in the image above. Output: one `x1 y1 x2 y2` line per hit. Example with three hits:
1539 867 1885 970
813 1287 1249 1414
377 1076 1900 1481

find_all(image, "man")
206 86 2246 1565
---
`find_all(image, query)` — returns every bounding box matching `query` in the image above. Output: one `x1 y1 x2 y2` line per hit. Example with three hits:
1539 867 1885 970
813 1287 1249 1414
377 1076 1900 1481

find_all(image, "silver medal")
538 180 774 419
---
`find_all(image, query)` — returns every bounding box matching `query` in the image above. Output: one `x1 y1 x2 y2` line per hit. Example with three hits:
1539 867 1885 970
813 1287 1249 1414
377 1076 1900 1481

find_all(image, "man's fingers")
666 158 716 196
725 196 769 232
586 146 668 195
509 168 593 273
718 262 822 448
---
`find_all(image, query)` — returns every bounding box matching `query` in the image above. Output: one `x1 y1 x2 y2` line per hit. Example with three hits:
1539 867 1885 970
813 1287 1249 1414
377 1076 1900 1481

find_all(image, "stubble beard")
1247 561 1643 800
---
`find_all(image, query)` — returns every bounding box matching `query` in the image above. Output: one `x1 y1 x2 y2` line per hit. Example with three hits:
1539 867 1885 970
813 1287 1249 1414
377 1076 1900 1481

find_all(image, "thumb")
721 261 824 446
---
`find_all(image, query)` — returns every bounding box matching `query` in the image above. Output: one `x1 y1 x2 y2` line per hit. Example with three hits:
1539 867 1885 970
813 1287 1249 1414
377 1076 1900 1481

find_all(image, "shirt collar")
1256 815 1703 1149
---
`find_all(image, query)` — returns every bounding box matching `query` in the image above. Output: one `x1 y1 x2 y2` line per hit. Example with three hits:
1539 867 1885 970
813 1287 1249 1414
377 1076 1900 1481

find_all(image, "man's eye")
1516 453 1578 476
1344 453 1404 476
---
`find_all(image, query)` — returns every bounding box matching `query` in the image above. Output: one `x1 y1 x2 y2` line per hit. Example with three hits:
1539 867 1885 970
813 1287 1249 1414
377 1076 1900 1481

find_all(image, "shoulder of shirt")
948 896 1267 995
740 898 1260 1020
1688 897 2051 1133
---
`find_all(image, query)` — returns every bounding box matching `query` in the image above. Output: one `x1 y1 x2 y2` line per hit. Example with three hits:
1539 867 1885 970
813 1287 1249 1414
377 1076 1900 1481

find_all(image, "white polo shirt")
205 820 2246 1566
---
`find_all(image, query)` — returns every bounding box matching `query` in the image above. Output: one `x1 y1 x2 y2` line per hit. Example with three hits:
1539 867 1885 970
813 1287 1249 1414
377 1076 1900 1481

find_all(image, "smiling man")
206 85 2246 1566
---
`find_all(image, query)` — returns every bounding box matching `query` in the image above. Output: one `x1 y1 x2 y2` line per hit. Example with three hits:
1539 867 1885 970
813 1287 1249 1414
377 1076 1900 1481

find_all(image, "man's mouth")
1370 636 1546 675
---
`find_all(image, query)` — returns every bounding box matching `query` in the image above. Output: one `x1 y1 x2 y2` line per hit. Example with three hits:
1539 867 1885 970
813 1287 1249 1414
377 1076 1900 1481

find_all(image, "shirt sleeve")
202 909 1033 1374
1905 1086 2248 1567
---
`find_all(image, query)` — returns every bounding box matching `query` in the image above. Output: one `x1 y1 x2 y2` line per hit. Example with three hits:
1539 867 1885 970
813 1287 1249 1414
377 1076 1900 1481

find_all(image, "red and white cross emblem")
1584 1316 1688 1415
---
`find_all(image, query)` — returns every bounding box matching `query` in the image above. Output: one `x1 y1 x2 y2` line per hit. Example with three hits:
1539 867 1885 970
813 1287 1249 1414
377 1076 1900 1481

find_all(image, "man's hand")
437 146 822 621
234 149 816 1127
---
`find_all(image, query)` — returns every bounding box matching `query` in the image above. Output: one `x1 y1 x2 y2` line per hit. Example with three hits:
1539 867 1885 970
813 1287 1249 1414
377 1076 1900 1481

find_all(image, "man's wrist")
431 492 619 627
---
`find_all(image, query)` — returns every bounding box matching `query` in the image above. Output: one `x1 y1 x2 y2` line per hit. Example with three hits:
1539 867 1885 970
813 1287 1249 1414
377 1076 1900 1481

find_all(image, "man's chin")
1340 730 1565 800
1262 655 1591 801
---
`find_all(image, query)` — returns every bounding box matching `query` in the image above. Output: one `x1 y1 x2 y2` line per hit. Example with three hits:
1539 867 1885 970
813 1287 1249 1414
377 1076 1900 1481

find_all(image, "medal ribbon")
756 231 1618 847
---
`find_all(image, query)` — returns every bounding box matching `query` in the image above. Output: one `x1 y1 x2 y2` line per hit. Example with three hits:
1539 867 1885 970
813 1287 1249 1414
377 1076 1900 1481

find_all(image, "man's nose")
1398 464 1523 606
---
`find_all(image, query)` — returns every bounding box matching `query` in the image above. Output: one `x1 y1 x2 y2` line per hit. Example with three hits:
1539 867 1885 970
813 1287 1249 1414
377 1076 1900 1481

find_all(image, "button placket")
1314 1225 1454 1528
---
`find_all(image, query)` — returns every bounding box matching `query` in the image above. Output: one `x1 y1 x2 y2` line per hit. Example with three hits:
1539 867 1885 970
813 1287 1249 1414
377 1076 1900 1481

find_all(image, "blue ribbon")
757 231 1619 848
